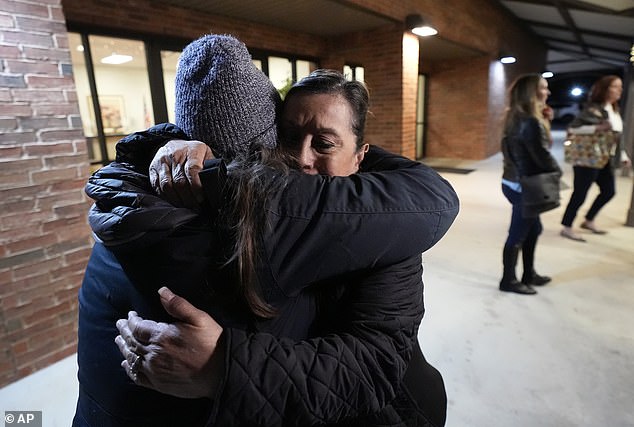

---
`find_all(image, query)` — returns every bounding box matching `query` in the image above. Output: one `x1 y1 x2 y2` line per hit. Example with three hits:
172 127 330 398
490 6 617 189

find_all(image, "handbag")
520 171 561 217
563 131 618 169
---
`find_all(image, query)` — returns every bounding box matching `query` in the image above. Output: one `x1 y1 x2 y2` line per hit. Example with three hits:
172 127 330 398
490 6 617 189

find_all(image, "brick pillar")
0 0 92 387
327 24 419 158
400 32 419 159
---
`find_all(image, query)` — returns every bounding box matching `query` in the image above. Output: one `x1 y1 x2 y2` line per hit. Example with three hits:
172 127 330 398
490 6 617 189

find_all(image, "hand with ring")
129 352 142 379
114 287 224 399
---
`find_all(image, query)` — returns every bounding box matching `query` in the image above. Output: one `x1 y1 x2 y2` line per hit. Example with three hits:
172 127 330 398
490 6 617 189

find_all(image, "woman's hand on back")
115 287 224 399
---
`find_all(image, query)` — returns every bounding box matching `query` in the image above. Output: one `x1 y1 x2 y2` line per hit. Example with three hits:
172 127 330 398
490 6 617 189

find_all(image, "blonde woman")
499 74 561 295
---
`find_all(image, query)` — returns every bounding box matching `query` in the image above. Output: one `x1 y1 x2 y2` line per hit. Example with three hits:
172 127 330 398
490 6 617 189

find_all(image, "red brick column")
326 24 419 157
0 0 92 387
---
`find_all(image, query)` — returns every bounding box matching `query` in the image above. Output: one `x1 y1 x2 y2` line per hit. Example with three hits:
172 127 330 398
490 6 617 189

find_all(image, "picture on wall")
88 95 126 135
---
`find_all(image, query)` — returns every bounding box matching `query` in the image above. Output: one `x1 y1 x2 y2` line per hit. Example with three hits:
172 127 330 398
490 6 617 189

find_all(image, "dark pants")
502 183 543 279
561 164 615 227
502 184 542 247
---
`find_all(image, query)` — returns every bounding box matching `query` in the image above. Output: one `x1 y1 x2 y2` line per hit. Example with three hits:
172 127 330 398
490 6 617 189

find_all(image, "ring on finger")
130 353 142 375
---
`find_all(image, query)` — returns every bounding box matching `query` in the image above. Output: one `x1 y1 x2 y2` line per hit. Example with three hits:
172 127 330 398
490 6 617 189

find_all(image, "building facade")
0 0 545 386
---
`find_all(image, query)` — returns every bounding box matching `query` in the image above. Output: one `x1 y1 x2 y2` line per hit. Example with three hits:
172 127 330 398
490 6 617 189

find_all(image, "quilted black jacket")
73 124 459 426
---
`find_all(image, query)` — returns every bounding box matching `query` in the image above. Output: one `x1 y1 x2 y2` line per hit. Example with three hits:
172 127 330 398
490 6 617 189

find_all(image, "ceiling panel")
588 48 630 60
580 0 634 12
582 34 632 50
500 1 566 25
548 41 585 53
159 0 394 37
547 50 581 61
569 9 634 35
529 25 577 42
157 0 633 76
548 59 619 73
496 0 634 76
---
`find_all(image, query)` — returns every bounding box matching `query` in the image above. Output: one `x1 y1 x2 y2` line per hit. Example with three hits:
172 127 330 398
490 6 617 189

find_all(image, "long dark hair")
588 75 621 112
223 145 295 318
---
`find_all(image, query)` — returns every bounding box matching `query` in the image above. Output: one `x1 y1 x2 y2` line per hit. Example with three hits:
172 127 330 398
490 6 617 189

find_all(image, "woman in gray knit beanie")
175 34 280 160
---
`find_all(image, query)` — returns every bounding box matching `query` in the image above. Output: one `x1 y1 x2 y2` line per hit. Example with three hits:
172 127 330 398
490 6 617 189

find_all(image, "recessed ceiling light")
101 53 133 65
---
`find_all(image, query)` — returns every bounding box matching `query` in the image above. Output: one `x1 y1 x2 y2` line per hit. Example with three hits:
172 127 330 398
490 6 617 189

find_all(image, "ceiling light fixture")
499 52 516 64
542 71 554 78
101 53 133 65
406 14 438 37
570 87 583 97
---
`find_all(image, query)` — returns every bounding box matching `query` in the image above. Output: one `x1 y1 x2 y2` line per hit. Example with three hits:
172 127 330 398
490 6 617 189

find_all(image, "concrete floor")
1 131 633 427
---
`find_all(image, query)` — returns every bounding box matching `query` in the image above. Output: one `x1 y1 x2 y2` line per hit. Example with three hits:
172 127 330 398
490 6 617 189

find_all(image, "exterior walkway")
1 131 633 427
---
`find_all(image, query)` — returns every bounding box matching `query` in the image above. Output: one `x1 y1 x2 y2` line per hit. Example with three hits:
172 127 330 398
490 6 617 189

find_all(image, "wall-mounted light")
499 52 516 64
101 53 133 65
406 14 438 37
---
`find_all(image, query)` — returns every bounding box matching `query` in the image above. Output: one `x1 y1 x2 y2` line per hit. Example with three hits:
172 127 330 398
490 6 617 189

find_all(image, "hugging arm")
119 256 424 426
209 256 424 426
147 136 459 294
256 145 459 294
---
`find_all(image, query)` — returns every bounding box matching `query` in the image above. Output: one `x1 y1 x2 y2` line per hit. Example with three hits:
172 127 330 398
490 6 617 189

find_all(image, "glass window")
268 56 293 91
161 50 181 124
88 35 154 161
68 33 319 168
68 32 102 165
343 65 365 82
354 66 365 82
296 60 317 81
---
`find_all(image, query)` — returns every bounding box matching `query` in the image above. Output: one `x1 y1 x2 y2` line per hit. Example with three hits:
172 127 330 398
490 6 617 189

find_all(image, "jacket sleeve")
519 119 561 174
85 161 198 247
263 145 459 297
114 123 190 173
208 255 425 427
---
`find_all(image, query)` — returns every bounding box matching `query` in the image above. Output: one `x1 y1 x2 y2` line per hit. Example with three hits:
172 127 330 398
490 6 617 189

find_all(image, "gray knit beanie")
175 34 280 160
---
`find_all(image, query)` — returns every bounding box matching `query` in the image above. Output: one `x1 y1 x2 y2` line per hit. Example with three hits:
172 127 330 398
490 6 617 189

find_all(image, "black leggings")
561 164 615 227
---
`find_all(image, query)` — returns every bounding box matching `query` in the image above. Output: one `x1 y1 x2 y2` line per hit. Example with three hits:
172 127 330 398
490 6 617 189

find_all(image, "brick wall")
418 0 547 159
0 0 93 387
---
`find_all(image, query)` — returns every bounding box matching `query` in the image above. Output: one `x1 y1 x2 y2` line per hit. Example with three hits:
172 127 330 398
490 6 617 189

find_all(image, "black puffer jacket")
74 124 459 427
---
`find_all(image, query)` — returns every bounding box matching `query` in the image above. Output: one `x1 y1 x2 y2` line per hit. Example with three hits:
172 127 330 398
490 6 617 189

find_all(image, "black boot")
521 235 551 286
499 244 536 295
521 270 551 286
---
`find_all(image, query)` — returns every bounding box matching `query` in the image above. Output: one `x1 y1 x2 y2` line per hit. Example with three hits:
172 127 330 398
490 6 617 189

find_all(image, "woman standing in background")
560 75 631 242
499 74 561 295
